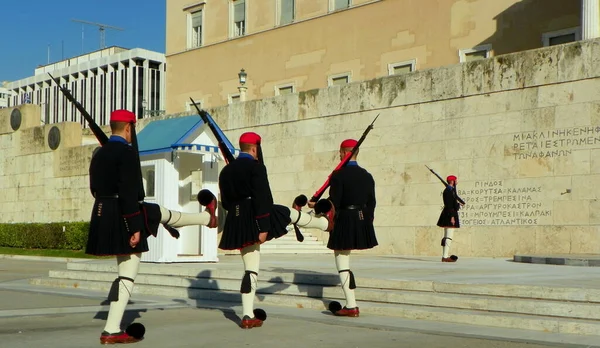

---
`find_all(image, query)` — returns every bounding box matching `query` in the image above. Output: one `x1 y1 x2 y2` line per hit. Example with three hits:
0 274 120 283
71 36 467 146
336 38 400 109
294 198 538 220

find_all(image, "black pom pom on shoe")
253 308 267 321
314 199 332 215
197 189 216 206
328 301 342 314
125 323 145 339
293 195 308 207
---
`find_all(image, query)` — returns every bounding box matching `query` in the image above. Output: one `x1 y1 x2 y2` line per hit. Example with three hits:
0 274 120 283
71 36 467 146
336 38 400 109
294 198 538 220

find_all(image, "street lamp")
237 68 248 102
238 68 247 85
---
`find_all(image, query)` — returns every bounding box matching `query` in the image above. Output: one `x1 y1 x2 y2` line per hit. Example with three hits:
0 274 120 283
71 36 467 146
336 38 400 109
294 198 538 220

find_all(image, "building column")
582 0 600 40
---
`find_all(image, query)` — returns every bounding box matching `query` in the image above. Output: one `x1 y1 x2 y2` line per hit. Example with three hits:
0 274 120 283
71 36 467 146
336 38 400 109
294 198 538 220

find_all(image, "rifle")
50 72 145 198
189 98 235 164
188 98 308 243
48 73 109 145
309 114 379 203
52 73 181 238
425 165 465 205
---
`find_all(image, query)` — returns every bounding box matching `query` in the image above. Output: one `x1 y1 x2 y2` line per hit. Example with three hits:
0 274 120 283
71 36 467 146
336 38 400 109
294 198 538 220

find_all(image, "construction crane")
71 19 124 50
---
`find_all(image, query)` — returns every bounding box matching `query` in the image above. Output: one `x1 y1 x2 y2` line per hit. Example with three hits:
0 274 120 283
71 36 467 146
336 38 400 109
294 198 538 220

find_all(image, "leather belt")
342 204 365 210
95 194 119 199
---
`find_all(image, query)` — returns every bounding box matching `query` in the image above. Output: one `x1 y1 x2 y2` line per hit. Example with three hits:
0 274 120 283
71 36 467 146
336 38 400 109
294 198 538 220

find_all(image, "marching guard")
218 132 333 329
87 110 218 344
436 174 463 262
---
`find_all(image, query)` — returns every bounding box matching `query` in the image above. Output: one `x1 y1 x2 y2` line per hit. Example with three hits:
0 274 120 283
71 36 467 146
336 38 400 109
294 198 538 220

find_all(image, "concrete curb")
189 300 600 348
514 254 600 267
0 254 90 263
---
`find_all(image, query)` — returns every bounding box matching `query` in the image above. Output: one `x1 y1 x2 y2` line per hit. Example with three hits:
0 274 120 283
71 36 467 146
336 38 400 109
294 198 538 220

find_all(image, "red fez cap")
239 132 261 145
340 139 358 149
110 110 136 124
447 175 457 182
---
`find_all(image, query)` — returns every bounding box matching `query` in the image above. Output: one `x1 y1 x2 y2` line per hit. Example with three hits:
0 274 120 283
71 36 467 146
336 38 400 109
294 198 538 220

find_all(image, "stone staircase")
258 227 331 254
29 261 600 337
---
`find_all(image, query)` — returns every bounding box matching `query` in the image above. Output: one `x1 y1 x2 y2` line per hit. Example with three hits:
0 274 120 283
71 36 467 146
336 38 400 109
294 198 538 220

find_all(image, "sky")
0 0 166 83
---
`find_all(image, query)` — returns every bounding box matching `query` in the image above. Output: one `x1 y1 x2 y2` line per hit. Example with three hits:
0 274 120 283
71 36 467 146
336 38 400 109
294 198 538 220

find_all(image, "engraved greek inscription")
457 180 552 226
511 126 600 160
55 148 91 177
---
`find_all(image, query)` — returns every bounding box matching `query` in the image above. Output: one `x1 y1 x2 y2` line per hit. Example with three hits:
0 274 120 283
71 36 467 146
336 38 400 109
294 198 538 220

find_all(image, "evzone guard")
217 132 334 329
296 116 379 317
436 175 464 262
426 166 466 262
48 78 224 344
186 99 336 329
86 110 220 344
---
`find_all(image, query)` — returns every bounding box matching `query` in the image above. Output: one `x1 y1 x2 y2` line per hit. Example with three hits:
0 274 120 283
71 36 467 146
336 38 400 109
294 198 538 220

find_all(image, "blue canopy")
137 114 237 157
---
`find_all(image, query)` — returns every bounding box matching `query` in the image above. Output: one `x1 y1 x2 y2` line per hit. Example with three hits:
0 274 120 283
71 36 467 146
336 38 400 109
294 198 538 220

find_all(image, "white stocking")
334 250 357 308
442 228 454 258
104 253 141 334
289 209 329 231
159 206 210 227
240 243 260 318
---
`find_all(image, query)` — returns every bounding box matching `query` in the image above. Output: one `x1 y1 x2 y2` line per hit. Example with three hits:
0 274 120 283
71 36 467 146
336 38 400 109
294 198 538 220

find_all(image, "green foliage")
0 222 89 250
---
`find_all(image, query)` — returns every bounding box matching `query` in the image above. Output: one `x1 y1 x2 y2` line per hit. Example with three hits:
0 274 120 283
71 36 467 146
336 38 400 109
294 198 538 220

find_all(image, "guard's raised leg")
158 189 218 229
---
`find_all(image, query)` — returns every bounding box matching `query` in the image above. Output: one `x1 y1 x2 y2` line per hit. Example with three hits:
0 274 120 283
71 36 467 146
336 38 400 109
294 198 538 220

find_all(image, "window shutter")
192 11 202 28
280 0 294 24
234 1 245 22
393 64 412 75
334 0 350 10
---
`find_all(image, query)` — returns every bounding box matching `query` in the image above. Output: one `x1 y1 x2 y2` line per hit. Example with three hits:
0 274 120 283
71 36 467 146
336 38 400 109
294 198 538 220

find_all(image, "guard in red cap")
320 138 378 318
86 109 219 344
217 131 332 328
86 109 145 344
436 175 463 262
217 131 286 329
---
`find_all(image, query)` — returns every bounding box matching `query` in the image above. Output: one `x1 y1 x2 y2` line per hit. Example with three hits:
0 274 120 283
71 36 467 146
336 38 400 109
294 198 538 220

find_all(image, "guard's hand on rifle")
307 201 316 209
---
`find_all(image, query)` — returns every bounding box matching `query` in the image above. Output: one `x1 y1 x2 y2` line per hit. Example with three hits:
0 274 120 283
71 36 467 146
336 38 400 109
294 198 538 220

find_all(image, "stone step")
45 269 600 320
263 230 328 253
260 244 327 249
257 249 332 254
62 262 600 303
28 277 600 336
260 240 324 246
277 234 320 241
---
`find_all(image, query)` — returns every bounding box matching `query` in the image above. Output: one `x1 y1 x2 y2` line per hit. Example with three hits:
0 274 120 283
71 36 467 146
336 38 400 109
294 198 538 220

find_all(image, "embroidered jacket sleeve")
442 187 459 212
366 173 376 219
250 163 273 232
218 167 232 211
118 147 144 234
328 171 343 209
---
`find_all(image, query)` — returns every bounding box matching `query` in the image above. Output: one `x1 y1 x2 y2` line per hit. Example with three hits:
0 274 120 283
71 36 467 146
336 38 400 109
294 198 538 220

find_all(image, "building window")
279 0 295 25
229 94 241 103
275 84 294 96
186 100 202 111
331 0 350 11
190 10 203 48
232 0 246 37
328 73 351 86
542 27 580 47
141 166 156 198
459 44 492 63
388 59 416 75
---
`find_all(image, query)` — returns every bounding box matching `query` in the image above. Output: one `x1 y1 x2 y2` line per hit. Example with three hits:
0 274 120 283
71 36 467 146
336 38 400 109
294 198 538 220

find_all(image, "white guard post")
136 115 239 263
